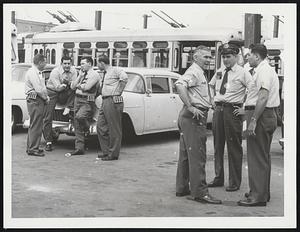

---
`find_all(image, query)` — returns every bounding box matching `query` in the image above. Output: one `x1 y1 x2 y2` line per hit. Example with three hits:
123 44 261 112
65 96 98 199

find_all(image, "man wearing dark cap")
236 44 279 206
208 43 253 192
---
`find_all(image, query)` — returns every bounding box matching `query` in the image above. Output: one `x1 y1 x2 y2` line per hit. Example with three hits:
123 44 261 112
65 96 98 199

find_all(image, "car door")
144 75 177 132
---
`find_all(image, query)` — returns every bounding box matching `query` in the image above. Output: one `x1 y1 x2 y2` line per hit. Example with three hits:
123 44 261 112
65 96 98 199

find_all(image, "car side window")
124 73 145 94
150 76 170 94
171 78 178 94
12 67 28 82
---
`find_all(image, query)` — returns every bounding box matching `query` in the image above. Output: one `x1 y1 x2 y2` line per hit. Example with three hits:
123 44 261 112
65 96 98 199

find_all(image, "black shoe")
27 151 45 157
102 156 118 161
244 192 270 202
237 198 266 207
226 186 239 192
193 194 222 204
176 190 190 197
208 181 224 187
45 143 53 151
38 149 44 153
98 154 108 159
70 149 84 156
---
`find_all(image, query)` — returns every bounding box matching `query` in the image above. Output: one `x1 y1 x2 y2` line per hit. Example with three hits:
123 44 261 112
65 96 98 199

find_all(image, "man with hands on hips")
175 45 222 205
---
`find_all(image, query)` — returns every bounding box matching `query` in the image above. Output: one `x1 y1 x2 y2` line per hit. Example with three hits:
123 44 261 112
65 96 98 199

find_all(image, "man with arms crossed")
67 57 99 156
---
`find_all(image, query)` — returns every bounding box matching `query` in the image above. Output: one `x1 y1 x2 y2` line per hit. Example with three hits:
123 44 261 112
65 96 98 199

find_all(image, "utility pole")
11 11 16 24
273 15 279 38
143 14 151 29
95 11 102 30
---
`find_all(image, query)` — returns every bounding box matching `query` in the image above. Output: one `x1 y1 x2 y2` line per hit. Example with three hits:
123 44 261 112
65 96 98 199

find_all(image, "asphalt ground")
11 127 284 217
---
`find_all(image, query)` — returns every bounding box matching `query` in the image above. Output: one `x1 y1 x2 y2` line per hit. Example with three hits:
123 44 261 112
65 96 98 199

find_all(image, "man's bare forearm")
176 84 192 107
252 88 269 120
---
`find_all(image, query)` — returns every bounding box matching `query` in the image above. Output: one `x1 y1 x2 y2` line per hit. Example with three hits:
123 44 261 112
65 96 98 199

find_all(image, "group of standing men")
24 42 280 207
175 43 279 207
24 54 128 161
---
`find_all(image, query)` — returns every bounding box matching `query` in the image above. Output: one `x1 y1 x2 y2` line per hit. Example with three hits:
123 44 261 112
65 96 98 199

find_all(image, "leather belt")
245 106 276 110
76 94 88 99
47 87 57 92
193 105 209 112
215 102 242 108
102 96 112 100
245 105 255 110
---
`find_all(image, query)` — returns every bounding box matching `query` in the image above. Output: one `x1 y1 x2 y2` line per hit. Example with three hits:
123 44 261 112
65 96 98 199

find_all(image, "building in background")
16 19 57 33
16 19 57 63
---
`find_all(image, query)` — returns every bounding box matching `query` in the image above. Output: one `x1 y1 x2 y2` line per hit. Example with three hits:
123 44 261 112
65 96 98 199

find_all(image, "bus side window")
95 42 110 65
46 49 50 64
151 41 169 68
112 42 128 67
51 49 56 64
132 41 148 68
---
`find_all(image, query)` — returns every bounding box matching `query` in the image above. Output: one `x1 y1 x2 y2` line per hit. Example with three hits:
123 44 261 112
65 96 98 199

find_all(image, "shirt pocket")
197 81 208 97
228 79 242 92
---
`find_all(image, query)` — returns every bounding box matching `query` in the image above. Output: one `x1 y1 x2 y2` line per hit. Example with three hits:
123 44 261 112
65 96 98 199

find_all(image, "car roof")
122 68 181 77
81 66 181 78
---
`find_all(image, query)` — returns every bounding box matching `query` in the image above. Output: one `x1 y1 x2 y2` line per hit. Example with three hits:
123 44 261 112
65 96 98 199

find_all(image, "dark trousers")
97 97 124 159
212 105 243 187
74 96 94 151
26 97 46 153
43 88 75 143
176 106 209 198
246 108 277 202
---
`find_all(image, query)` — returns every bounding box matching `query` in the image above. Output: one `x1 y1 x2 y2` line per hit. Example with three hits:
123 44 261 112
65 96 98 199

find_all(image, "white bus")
22 23 242 80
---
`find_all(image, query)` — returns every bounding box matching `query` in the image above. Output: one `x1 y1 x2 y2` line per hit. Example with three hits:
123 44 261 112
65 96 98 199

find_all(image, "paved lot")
11 127 284 217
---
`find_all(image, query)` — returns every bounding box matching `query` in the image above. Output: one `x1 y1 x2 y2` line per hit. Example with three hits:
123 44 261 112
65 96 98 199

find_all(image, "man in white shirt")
175 46 222 204
43 56 77 151
208 43 253 192
96 55 128 161
236 44 280 207
67 57 100 156
24 54 49 157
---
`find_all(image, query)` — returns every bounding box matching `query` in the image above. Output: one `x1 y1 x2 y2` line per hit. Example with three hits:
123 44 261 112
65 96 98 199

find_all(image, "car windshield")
12 66 29 82
124 73 145 94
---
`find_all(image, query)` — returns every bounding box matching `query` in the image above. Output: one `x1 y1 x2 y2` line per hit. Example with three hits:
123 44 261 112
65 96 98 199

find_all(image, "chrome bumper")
24 119 98 136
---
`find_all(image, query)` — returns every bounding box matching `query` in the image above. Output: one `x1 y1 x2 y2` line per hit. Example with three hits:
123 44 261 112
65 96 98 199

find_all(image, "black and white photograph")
3 3 296 229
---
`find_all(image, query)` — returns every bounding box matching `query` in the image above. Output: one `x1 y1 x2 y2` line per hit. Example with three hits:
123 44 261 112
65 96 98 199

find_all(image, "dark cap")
220 43 240 55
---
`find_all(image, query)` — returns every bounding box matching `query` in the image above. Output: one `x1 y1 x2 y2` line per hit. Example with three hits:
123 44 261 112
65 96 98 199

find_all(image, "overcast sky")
9 3 288 39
